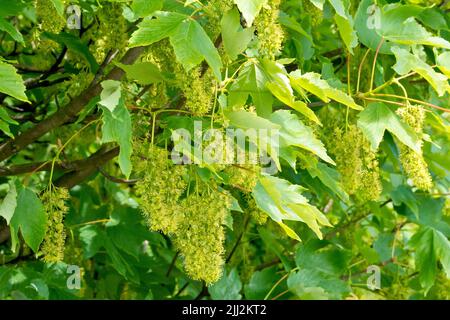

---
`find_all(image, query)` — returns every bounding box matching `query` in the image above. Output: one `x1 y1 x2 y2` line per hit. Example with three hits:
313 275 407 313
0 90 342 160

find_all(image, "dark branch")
0 46 146 162
0 146 117 177
98 167 139 184
54 147 120 189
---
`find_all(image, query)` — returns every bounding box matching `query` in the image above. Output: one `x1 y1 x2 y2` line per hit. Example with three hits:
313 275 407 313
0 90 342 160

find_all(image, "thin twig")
98 167 140 184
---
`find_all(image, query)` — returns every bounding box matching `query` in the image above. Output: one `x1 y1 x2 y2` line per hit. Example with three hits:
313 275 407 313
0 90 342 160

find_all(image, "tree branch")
98 167 139 184
0 146 118 177
54 147 120 189
0 46 146 162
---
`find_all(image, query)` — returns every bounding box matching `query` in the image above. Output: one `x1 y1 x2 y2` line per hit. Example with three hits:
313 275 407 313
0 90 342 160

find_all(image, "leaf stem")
48 119 100 186
264 267 299 300
369 93 450 112
356 48 371 93
369 37 385 92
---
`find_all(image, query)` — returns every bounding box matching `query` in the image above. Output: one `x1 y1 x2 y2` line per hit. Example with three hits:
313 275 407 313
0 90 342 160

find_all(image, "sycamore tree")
0 0 449 300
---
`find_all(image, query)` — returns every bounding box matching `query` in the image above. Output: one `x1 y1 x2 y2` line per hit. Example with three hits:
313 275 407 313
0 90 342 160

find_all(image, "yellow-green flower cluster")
145 40 216 115
134 142 236 283
332 125 382 202
177 67 216 116
397 105 433 191
66 72 95 98
142 40 176 109
175 188 233 284
134 140 238 283
434 272 450 299
224 166 267 224
203 0 235 38
224 165 260 191
134 145 187 234
255 0 285 59
92 3 128 63
332 126 362 195
40 187 70 263
34 0 66 54
144 39 177 73
35 0 66 33
445 196 450 217
356 132 383 203
303 0 323 27
245 194 268 225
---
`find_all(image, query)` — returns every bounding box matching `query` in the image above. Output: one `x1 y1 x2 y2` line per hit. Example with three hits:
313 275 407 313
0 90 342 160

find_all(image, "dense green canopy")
0 0 449 300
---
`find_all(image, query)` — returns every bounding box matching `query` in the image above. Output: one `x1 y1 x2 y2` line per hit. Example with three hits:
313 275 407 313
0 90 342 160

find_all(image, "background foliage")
0 0 449 300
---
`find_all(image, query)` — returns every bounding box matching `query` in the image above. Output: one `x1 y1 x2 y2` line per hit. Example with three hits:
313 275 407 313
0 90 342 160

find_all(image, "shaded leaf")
10 187 47 253
221 8 254 60
357 102 421 153
208 268 242 300
0 61 28 102
234 0 267 27
101 97 133 178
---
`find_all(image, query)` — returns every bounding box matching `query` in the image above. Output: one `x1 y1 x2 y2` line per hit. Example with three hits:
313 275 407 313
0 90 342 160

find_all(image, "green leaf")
310 0 325 10
269 110 334 165
208 268 242 300
0 180 18 224
391 46 450 97
306 162 349 203
0 17 24 44
0 107 18 138
170 19 223 80
266 82 321 125
434 230 450 279
417 7 447 31
10 187 47 253
229 61 273 117
279 11 312 41
391 185 419 217
224 110 281 170
437 52 450 78
99 80 122 113
402 196 450 239
0 0 25 17
334 14 358 54
261 60 322 123
221 8 254 60
129 12 187 47
169 20 203 71
0 61 28 102
378 5 450 49
288 241 351 299
244 268 280 300
253 175 332 240
226 110 280 130
43 32 99 73
106 207 153 259
103 238 139 283
328 0 358 53
49 0 64 17
410 227 450 293
357 102 421 153
79 225 104 259
258 227 293 269
101 97 133 178
116 62 164 85
356 1 450 52
131 0 163 18
288 269 349 299
355 0 392 54
290 71 363 110
296 241 351 276
234 0 267 27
